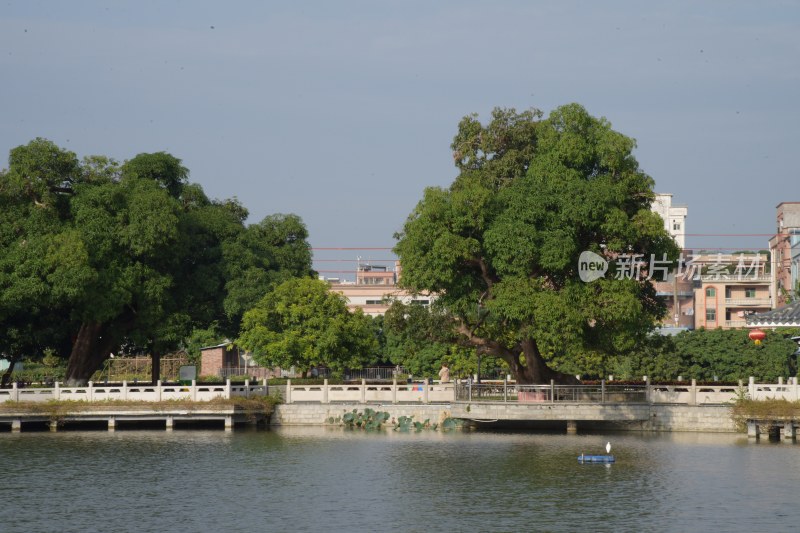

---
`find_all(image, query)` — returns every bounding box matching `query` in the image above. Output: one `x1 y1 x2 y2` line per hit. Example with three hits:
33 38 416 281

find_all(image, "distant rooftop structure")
321 259 432 316
356 260 396 285
746 300 800 328
651 193 688 249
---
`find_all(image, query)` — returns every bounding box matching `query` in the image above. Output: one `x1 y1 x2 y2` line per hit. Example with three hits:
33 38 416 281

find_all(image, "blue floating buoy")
578 454 615 463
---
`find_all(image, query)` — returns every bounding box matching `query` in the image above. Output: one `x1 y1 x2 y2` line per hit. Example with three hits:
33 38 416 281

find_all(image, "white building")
651 193 688 249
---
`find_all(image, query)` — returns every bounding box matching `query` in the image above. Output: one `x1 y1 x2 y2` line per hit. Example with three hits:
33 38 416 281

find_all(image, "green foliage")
42 349 61 368
337 410 463 432
121 152 188 198
612 328 799 382
441 417 462 430
381 300 505 379
238 278 379 376
184 324 226 364
383 301 460 377
2 137 80 205
609 334 683 381
0 139 313 385
341 408 390 430
732 398 800 420
395 104 680 383
393 415 462 432
670 328 797 382
394 415 414 431
222 213 314 331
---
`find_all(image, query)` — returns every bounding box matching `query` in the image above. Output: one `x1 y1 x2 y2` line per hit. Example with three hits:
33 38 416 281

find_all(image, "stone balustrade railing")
651 377 800 404
3 377 797 406
281 379 453 404
0 379 267 403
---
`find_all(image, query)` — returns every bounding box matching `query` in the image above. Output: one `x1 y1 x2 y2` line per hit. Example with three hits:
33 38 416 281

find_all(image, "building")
199 342 278 379
199 342 239 377
651 193 693 329
692 252 772 329
653 275 696 329
326 261 433 316
652 193 688 249
769 202 800 308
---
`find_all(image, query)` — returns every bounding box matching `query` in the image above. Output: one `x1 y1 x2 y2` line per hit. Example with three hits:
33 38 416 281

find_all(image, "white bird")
606 442 611 454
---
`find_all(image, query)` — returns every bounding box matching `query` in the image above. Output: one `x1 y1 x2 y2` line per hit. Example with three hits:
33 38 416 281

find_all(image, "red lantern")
749 329 766 345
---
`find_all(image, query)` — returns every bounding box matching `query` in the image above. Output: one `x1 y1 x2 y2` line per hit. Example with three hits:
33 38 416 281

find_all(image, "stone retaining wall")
272 403 739 432
644 404 737 432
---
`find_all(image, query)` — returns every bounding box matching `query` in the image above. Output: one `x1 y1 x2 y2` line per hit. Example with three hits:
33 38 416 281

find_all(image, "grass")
731 398 800 420
730 398 800 431
0 395 279 415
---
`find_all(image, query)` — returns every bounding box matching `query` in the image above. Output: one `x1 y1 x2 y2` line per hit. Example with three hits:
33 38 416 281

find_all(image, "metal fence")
219 367 278 379
220 366 409 380
454 381 647 403
344 367 408 380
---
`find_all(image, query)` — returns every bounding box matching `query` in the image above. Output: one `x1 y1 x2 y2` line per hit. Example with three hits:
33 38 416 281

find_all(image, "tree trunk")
1 354 22 388
151 350 161 383
461 324 581 385
64 322 114 386
496 339 580 385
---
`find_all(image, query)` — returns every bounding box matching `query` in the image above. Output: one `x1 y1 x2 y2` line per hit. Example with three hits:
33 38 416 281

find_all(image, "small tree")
237 278 378 376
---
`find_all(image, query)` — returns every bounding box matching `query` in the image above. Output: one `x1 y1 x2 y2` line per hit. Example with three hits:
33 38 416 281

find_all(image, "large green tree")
394 104 680 384
0 139 313 385
237 278 378 377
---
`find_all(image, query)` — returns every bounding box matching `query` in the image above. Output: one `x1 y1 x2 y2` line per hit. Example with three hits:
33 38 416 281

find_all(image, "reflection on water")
2 428 798 532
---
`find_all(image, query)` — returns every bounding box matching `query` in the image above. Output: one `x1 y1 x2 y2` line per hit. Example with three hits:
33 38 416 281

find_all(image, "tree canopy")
382 301 457 378
0 139 313 385
237 278 378 377
394 104 680 383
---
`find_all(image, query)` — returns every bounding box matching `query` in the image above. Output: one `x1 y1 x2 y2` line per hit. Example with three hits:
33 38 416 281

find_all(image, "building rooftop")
746 300 800 327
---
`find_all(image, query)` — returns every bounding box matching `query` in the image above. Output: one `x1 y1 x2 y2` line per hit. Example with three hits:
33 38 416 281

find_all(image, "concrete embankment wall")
644 404 737 432
271 404 453 426
272 403 739 433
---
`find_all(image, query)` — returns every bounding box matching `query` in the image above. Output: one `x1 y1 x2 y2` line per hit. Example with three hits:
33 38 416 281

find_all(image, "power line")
314 258 397 263
678 233 787 237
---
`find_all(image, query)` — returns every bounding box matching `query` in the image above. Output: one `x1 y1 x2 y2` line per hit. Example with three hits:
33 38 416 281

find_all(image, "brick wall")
200 347 225 377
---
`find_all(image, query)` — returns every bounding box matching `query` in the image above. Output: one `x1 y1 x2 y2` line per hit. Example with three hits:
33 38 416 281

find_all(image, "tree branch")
467 257 499 290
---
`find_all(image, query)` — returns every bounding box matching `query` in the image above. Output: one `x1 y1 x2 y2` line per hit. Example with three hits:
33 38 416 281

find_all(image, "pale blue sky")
2 1 798 275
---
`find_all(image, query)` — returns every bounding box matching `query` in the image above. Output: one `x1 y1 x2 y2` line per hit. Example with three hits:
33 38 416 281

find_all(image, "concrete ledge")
0 406 266 431
450 402 651 422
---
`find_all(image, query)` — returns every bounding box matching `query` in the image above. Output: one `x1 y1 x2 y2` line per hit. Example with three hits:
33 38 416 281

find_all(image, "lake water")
1 427 798 532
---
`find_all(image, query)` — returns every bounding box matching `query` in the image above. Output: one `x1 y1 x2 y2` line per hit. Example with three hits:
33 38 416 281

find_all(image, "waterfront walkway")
2 377 798 433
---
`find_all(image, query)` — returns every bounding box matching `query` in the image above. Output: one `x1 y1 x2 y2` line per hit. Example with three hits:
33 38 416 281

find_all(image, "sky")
1 1 798 278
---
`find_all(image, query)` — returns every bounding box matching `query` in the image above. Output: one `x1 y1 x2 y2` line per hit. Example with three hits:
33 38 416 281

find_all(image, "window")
706 308 716 322
673 221 681 231
365 299 384 305
706 287 716 297
745 288 756 298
